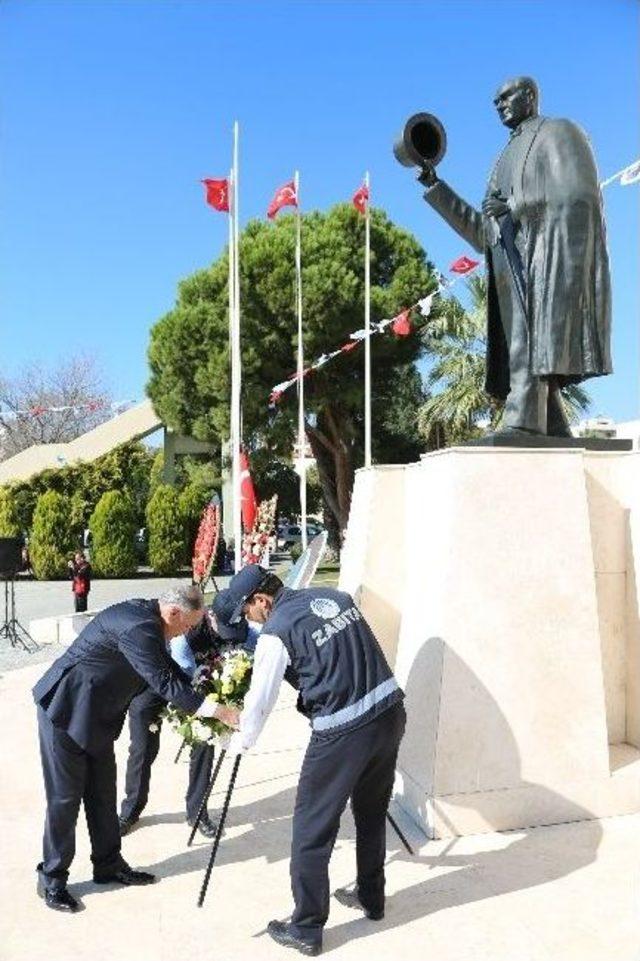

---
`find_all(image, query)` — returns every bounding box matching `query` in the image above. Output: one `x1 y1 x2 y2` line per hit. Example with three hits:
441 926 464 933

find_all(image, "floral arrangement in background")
163 648 253 746
192 494 221 585
242 494 278 566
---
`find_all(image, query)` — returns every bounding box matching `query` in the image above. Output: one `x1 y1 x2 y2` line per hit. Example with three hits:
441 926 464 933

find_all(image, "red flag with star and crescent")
450 255 480 275
352 183 369 215
202 178 230 212
267 180 298 219
239 450 258 532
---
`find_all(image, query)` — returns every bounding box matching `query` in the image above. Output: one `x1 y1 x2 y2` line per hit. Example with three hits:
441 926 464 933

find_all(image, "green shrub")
89 491 138 577
30 491 74 579
290 542 303 563
0 488 21 537
7 441 155 533
178 482 212 560
146 485 186 575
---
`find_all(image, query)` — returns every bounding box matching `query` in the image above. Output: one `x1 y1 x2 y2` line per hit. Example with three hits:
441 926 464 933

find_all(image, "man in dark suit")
33 585 237 913
118 607 247 839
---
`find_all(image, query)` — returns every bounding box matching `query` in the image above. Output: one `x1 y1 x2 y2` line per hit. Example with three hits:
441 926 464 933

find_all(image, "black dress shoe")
36 868 79 913
118 816 139 837
334 886 384 920
267 920 321 956
186 813 219 839
93 866 156 886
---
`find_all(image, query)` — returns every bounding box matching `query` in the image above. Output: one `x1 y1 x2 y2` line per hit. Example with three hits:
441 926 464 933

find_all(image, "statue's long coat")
426 116 612 399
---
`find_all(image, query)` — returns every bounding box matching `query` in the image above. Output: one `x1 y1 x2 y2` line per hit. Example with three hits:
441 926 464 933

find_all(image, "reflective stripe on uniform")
311 677 399 732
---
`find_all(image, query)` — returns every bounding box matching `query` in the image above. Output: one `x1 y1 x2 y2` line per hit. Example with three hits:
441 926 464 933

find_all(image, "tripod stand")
0 577 38 652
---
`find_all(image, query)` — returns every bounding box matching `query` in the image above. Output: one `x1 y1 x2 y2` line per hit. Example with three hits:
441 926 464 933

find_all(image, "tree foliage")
89 491 138 577
147 204 435 535
0 488 21 537
30 491 74 579
146 485 186 575
4 442 155 535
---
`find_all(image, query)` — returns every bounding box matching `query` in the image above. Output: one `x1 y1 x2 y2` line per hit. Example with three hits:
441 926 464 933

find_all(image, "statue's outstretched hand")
417 163 438 188
482 191 510 219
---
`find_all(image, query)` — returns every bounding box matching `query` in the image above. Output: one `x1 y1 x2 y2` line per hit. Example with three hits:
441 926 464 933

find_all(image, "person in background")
68 551 91 613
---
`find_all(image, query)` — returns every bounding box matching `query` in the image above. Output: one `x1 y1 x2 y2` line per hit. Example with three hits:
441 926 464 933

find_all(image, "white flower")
149 723 159 733
192 720 212 742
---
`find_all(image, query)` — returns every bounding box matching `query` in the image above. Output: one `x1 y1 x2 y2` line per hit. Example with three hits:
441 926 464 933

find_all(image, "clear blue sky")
1 0 638 420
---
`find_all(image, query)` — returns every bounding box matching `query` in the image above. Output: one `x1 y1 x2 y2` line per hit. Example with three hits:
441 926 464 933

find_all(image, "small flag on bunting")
391 310 412 337
352 183 369 215
450 255 480 275
201 178 230 211
620 160 640 186
267 180 298 219
417 294 435 318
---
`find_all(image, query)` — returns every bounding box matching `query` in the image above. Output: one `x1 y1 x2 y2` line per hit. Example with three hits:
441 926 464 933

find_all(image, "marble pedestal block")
339 448 640 838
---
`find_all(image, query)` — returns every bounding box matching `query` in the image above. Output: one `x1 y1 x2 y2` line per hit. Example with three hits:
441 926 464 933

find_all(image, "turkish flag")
450 255 480 275
352 183 369 214
267 180 298 219
391 309 413 337
239 450 258 532
202 178 230 212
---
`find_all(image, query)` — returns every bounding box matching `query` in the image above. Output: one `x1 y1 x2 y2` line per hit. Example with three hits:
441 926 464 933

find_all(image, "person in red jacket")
68 551 91 613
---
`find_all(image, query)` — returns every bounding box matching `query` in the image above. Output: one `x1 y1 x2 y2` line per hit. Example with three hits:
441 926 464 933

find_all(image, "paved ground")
1 651 639 961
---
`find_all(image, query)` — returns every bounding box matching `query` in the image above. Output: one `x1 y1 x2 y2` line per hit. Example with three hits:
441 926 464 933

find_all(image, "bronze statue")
398 77 612 438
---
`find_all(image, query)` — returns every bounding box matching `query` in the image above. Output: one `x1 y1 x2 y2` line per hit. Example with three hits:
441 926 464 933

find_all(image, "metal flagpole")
364 171 372 468
294 170 308 552
231 122 243 572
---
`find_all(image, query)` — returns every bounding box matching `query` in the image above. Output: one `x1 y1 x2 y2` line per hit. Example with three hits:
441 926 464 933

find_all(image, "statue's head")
493 76 539 129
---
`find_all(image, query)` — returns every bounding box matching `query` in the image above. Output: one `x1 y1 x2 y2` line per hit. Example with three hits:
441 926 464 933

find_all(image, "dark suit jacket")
33 599 204 756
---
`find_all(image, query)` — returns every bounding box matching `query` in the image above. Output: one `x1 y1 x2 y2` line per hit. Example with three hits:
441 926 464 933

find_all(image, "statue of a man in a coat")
420 76 612 437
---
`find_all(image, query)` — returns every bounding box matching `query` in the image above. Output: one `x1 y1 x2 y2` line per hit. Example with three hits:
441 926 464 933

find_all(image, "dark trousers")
289 701 406 945
37 707 124 890
74 595 88 612
120 688 215 823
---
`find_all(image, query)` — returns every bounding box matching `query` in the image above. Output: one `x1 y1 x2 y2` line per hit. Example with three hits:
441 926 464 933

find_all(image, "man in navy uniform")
118 602 248 839
32 585 237 913
222 567 406 957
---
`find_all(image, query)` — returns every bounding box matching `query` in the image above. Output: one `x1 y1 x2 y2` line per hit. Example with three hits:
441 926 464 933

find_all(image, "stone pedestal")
340 448 640 838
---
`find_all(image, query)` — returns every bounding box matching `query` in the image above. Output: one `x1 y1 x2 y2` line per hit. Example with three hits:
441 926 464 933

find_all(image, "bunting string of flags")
200 153 639 412
0 399 136 419
268 254 481 406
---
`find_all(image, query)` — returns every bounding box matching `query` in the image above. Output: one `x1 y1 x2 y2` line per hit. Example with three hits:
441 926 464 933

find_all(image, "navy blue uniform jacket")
33 599 204 756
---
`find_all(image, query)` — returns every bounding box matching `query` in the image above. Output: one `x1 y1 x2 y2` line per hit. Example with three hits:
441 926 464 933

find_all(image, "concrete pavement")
1 654 639 961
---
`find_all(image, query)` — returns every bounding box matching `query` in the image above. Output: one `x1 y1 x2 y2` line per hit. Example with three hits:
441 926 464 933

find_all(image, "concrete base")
29 611 96 646
340 448 640 838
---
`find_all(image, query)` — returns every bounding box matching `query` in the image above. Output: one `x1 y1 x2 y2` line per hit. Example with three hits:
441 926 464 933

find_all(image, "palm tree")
418 275 590 448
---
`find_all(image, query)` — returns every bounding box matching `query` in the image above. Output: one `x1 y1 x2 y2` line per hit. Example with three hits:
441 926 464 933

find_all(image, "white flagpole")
231 122 243 572
364 171 372 469
294 170 308 552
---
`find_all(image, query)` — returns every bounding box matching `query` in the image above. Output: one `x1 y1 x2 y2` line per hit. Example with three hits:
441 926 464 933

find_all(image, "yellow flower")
207 693 220 703
221 681 234 696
